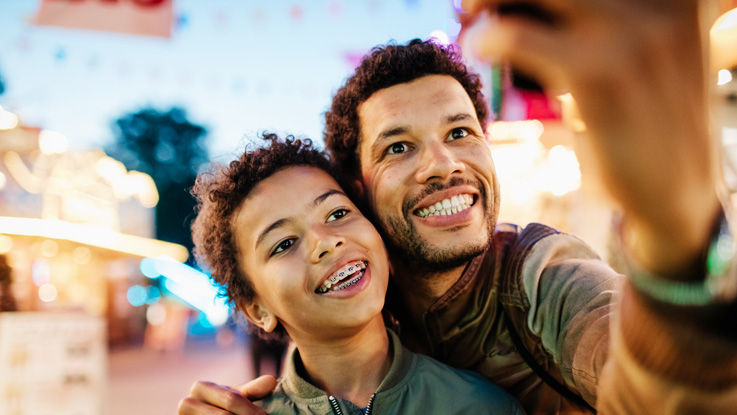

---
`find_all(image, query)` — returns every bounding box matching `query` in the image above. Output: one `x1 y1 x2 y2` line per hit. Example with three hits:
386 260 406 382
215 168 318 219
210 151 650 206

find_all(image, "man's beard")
381 178 495 272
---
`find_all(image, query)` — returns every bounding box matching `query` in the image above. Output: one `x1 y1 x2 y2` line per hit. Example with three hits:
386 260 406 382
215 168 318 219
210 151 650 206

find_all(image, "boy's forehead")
234 167 341 243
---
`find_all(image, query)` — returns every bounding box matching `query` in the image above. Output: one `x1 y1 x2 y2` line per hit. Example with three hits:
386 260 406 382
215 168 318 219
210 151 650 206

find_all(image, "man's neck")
292 315 392 408
392 262 467 323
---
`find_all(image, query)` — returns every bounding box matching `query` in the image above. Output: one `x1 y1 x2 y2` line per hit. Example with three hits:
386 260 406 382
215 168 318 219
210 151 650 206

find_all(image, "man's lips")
412 187 478 218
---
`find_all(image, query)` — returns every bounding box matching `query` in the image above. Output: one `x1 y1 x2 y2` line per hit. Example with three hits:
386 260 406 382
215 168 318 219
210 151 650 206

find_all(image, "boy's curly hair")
191 133 340 340
324 38 489 182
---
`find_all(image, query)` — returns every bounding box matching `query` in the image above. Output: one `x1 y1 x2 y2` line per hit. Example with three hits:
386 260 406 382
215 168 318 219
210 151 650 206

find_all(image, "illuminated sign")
34 0 173 38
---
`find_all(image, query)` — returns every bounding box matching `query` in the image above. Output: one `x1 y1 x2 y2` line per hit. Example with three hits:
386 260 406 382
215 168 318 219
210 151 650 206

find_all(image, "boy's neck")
293 315 392 408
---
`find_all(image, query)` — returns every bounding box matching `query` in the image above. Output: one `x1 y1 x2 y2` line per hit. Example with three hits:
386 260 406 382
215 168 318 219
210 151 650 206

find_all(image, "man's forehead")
359 79 475 136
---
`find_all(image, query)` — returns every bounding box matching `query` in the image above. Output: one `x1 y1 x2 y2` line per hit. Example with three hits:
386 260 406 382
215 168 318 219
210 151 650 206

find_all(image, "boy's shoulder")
396 350 524 414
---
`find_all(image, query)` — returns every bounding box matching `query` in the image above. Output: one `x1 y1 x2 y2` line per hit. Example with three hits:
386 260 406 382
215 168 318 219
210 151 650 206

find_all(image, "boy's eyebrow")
447 112 472 123
255 189 347 247
312 189 346 207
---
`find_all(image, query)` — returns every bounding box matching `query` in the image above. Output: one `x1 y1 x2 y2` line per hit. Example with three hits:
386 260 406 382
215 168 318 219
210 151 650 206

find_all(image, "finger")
469 14 568 91
178 396 236 415
462 0 584 18
233 375 278 399
189 381 267 415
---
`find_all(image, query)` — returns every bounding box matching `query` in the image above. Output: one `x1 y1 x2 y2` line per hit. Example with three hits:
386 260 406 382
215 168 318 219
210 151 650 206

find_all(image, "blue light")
145 256 230 326
127 285 148 307
140 258 160 279
146 286 161 304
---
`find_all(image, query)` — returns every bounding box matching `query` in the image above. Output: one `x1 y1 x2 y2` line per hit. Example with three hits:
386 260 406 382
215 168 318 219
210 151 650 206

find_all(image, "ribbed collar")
280 329 415 402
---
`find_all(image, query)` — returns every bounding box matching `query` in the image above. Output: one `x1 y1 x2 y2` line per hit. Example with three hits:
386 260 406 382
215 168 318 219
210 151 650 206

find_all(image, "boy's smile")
233 166 389 339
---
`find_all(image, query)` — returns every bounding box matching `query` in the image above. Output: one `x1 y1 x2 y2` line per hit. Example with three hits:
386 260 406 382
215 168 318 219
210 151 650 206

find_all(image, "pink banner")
34 0 173 38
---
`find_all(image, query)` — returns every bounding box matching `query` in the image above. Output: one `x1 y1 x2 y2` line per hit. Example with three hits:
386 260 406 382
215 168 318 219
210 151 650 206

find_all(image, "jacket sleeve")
595 279 737 414
519 232 623 406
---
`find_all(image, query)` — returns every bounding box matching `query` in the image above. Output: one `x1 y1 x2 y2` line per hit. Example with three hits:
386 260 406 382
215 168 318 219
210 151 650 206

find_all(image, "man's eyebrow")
369 126 408 159
255 189 347 247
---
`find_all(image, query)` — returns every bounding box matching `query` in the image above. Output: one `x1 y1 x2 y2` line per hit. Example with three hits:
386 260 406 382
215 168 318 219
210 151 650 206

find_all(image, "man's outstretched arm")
464 0 737 411
177 375 276 415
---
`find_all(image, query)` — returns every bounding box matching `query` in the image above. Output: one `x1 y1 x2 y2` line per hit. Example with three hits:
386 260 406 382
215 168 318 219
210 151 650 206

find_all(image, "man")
179 1 737 413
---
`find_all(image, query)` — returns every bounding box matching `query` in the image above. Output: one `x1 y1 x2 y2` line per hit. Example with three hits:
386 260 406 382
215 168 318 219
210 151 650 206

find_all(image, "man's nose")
414 140 465 183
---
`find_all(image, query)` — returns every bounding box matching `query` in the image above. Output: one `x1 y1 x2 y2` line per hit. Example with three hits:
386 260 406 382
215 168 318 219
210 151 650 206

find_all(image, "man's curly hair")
324 38 489 182
191 133 340 339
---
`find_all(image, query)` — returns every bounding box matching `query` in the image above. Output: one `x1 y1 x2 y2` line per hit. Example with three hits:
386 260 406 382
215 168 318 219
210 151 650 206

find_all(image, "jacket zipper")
328 393 377 415
328 396 343 415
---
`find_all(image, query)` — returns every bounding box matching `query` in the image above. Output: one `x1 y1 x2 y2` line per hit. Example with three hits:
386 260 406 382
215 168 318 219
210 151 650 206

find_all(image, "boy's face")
233 166 389 340
357 74 500 269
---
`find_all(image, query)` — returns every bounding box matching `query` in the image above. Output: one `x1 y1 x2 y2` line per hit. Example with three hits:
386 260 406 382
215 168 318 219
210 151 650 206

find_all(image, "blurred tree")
106 107 209 262
0 69 5 96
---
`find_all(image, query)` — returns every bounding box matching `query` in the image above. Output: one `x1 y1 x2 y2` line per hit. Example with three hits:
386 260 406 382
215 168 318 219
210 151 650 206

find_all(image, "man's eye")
386 142 407 155
271 238 295 255
448 128 469 140
327 208 350 222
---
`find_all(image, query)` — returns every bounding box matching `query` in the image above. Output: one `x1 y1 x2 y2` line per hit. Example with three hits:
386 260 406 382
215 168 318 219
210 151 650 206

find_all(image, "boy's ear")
239 299 277 333
352 178 365 199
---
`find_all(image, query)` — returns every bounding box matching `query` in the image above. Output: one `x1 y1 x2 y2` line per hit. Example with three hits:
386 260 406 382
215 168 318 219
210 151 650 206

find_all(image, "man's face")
357 74 500 270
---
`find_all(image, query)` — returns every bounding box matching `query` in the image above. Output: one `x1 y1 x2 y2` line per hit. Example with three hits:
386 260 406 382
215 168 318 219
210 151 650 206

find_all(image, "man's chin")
394 240 487 272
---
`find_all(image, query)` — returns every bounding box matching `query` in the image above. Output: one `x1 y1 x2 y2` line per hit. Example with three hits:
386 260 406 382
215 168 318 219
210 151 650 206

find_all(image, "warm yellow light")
718 69 734 85
0 235 12 254
0 216 189 261
558 93 586 133
40 239 59 257
3 151 42 193
96 156 126 178
38 283 58 302
38 130 69 155
73 246 92 265
541 145 582 196
488 120 544 142
128 171 159 208
0 106 19 130
714 7 737 31
712 8 737 70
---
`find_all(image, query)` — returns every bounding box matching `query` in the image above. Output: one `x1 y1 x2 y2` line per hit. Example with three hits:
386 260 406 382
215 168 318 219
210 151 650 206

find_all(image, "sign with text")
34 0 173 38
0 312 106 415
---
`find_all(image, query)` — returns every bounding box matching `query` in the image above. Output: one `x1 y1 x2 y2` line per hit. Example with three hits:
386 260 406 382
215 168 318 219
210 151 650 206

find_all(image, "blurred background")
0 1 735 414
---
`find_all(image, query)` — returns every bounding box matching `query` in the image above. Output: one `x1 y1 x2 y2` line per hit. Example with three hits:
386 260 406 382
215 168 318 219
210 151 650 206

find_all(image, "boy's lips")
315 259 368 294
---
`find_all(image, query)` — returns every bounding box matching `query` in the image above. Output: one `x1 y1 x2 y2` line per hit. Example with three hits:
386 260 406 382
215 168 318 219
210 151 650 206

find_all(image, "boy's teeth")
317 261 366 293
416 194 473 218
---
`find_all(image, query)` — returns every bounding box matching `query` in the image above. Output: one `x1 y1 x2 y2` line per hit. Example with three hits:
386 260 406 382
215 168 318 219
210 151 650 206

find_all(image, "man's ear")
239 299 278 333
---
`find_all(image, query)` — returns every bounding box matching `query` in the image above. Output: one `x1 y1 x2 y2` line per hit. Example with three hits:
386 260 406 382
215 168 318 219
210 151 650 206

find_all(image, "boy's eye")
386 142 408 155
448 128 469 140
271 238 295 256
327 208 350 222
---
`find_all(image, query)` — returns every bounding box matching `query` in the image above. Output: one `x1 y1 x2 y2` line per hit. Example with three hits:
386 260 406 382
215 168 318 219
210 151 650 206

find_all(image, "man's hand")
177 375 277 415
463 0 721 277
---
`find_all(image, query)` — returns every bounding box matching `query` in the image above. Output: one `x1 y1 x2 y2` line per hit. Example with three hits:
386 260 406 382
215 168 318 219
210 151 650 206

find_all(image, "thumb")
234 375 277 399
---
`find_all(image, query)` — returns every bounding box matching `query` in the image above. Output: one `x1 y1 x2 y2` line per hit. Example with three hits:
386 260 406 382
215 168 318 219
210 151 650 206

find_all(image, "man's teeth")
416 194 473 218
317 261 367 293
